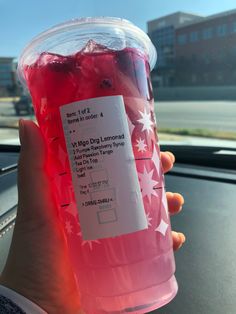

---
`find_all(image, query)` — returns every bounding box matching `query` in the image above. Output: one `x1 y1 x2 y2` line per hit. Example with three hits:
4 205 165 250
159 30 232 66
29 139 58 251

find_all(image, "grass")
0 97 20 102
158 127 236 141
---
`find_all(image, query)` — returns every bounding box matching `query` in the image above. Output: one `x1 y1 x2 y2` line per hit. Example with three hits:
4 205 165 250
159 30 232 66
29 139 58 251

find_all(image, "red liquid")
24 42 177 313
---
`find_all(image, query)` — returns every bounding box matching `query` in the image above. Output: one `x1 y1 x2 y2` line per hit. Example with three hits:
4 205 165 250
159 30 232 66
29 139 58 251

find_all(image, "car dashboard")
0 144 236 314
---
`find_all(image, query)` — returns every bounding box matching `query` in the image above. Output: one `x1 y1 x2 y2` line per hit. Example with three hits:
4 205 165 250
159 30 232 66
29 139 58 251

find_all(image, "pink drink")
18 18 177 313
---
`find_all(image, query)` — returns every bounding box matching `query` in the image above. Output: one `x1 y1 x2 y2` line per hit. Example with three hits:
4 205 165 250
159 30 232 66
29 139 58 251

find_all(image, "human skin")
0 120 185 314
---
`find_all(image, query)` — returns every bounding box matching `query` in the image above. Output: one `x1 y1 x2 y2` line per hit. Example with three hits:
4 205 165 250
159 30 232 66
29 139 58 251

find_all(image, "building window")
217 24 227 37
157 20 166 28
0 72 12 79
190 31 198 42
203 28 213 39
0 79 12 87
232 22 236 33
177 34 187 45
0 64 12 71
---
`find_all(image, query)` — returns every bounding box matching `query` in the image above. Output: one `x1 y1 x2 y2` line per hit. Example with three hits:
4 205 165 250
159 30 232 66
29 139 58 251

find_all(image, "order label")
60 96 147 240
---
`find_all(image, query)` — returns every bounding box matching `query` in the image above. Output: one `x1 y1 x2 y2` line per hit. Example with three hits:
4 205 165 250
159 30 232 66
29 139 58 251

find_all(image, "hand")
160 151 185 251
0 119 185 314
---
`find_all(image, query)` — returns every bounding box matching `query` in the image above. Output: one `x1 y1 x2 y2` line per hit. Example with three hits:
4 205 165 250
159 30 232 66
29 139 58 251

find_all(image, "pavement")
0 128 20 145
0 100 236 148
155 100 236 132
0 100 35 125
0 100 34 145
159 133 236 148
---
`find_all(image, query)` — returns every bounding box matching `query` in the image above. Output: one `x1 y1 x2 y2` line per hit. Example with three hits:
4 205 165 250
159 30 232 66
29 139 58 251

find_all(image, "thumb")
1 120 82 314
17 119 58 224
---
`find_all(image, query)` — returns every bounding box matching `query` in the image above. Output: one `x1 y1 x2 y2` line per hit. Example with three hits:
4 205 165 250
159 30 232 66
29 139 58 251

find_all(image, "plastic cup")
18 17 178 314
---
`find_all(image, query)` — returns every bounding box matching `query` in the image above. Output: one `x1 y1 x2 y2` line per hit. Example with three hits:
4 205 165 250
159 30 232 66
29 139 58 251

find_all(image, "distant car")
14 96 34 116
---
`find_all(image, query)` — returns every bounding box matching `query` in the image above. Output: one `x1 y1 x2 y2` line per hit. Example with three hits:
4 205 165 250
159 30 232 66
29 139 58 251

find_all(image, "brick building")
175 10 236 86
148 9 236 87
148 12 203 86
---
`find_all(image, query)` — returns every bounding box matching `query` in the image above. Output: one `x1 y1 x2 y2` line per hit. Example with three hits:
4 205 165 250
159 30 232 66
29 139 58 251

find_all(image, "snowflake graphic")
155 219 168 236
78 232 101 250
126 114 135 136
135 137 147 153
65 220 73 235
137 108 154 135
65 202 79 218
138 166 159 203
162 190 169 217
152 144 160 177
146 212 153 227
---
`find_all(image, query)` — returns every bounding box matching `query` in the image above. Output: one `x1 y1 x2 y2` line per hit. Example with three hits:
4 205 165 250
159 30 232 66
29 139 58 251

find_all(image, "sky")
0 0 236 57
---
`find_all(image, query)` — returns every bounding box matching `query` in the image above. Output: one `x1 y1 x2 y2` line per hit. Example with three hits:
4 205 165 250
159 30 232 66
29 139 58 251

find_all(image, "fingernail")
173 193 185 205
179 233 186 244
166 192 174 198
180 196 185 206
19 119 25 146
166 151 175 163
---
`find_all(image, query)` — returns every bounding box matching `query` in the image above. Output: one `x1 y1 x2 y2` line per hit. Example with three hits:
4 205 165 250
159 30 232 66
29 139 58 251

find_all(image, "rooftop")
147 9 236 32
176 8 236 29
147 11 204 24
0 57 14 62
147 12 204 32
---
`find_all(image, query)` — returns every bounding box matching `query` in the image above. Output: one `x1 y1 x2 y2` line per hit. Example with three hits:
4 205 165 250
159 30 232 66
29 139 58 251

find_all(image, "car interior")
1 144 236 313
1 1 236 314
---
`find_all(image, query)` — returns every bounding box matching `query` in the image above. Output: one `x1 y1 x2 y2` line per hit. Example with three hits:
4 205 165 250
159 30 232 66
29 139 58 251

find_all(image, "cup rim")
17 17 157 85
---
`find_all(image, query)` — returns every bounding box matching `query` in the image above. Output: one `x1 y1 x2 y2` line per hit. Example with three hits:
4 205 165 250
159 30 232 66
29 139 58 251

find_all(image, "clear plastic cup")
18 17 178 314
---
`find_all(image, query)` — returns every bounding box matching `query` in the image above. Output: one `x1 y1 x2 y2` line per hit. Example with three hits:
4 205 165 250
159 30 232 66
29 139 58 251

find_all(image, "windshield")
0 1 236 148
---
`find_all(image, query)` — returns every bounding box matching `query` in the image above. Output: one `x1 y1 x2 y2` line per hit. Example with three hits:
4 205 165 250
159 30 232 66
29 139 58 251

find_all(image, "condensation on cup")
18 17 178 314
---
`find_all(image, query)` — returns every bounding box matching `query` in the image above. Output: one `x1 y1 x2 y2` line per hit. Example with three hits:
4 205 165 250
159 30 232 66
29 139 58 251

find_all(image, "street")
0 100 33 144
0 101 16 118
0 100 31 129
0 100 236 145
155 100 236 132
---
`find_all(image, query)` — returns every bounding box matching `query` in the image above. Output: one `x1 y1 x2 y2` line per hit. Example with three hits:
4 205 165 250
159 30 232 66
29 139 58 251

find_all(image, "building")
0 57 17 96
148 9 236 87
175 9 236 86
148 12 204 86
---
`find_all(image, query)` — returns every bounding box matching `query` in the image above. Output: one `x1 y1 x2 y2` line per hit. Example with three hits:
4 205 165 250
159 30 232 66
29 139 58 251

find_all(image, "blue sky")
1 0 236 57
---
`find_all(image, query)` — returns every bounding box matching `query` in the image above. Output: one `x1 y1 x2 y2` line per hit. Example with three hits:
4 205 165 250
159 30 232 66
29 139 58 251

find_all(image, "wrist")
0 283 47 314
0 273 82 314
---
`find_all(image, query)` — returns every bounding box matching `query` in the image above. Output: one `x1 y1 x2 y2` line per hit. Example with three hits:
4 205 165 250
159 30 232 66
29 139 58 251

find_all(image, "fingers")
168 194 186 251
160 151 175 173
172 231 186 251
166 191 185 250
160 152 186 250
166 192 184 215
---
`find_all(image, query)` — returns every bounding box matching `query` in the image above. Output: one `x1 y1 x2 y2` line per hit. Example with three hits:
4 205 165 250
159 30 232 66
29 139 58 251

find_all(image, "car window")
1 2 236 314
0 1 235 148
